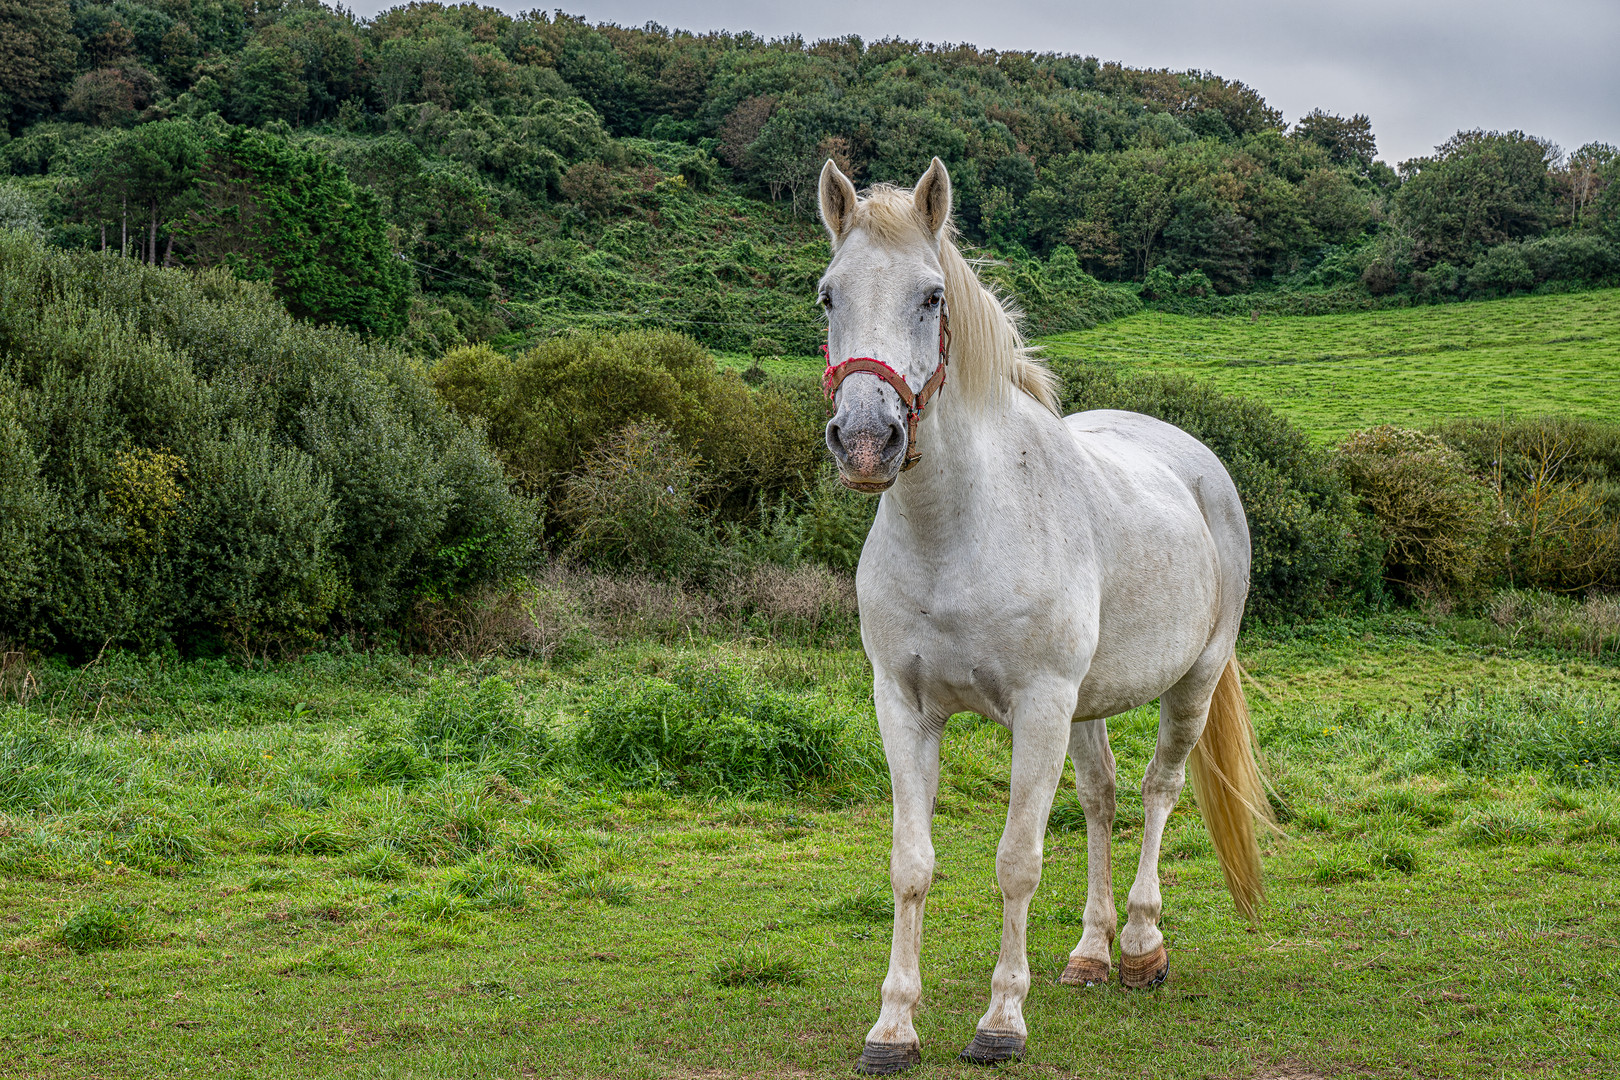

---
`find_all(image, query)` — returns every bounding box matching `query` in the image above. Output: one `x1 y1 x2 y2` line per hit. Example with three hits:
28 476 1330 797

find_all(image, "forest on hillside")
1 1 1617 357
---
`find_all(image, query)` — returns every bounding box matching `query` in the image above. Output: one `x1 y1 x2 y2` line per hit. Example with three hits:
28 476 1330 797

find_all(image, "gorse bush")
431 329 825 517
572 663 859 795
558 422 712 577
1053 360 1381 620
1336 426 1503 596
0 233 536 654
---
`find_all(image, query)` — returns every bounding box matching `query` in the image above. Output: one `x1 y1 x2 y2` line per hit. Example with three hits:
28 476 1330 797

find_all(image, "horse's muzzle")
828 419 906 493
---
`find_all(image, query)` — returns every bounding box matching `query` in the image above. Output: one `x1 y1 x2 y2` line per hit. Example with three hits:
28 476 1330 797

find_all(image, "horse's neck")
880 390 1031 543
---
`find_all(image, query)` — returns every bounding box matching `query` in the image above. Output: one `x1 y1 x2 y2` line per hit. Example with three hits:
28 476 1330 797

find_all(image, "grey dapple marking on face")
821 158 1272 1070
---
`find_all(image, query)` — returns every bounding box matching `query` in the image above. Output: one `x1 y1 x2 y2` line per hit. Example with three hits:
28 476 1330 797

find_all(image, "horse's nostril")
885 421 904 453
827 422 846 456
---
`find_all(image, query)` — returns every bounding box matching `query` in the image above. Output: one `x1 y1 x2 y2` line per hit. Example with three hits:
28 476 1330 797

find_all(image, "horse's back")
1063 409 1249 577
1061 409 1251 716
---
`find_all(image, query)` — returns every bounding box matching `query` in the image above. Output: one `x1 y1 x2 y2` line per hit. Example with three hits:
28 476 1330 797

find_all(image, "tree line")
1 1 1616 355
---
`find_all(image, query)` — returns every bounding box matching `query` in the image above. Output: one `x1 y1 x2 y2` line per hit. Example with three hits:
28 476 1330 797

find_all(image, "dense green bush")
558 422 713 578
411 675 545 763
0 233 536 654
572 663 858 795
1054 361 1381 620
1335 426 1503 597
431 329 825 516
1434 416 1620 592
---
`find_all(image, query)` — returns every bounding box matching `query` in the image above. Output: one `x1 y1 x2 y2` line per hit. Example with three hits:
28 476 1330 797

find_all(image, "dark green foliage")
0 232 535 652
1054 360 1381 620
182 125 410 335
573 664 848 794
1397 131 1557 267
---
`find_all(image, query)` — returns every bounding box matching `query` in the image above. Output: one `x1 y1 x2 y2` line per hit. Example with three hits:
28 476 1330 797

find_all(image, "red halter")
822 303 950 473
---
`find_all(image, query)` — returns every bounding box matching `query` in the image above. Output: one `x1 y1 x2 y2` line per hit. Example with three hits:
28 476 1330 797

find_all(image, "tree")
0 0 79 131
1397 130 1556 266
1559 142 1617 230
1293 109 1377 173
181 126 411 334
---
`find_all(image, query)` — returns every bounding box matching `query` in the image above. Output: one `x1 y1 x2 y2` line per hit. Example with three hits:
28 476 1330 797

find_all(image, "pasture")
1037 289 1620 443
1 617 1617 1078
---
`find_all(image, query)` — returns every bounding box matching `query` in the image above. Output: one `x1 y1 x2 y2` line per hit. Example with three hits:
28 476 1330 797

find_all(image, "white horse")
817 158 1272 1073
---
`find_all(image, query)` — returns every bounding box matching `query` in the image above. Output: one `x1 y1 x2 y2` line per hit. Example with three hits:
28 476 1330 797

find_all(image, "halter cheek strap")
822 304 950 473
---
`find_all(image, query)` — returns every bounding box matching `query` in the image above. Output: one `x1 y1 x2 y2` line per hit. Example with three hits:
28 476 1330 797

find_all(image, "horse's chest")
858 569 1088 721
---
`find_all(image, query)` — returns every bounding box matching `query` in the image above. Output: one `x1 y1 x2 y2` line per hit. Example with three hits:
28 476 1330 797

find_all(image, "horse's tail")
1186 654 1273 920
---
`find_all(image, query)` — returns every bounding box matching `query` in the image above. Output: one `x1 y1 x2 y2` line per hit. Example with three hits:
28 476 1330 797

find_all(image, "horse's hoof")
856 1041 921 1074
1058 956 1111 986
1119 945 1169 990
958 1028 1025 1065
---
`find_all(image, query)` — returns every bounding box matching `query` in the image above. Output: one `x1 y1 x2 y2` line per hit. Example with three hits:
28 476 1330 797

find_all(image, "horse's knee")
995 843 1043 899
890 847 934 903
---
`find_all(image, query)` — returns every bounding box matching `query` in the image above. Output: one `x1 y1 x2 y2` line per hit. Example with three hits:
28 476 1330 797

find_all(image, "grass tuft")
558 869 634 906
345 845 409 882
57 902 142 951
1311 847 1373 885
709 943 805 988
816 883 893 922
259 822 352 856
1457 809 1554 846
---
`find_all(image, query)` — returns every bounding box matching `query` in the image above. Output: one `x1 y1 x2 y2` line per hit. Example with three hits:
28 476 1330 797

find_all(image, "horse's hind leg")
1119 673 1213 989
1059 716 1116 986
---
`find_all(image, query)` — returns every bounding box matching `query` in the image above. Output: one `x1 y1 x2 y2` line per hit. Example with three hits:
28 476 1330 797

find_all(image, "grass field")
1 616 1618 1079
1036 289 1620 443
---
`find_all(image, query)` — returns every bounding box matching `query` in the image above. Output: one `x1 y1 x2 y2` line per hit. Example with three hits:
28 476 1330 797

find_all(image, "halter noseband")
822 302 950 473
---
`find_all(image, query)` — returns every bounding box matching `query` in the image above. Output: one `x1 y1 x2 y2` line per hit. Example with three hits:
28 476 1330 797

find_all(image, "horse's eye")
925 292 943 309
818 291 832 309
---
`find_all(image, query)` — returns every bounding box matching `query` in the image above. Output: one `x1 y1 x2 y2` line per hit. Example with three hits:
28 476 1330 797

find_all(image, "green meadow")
1037 289 1620 442
1 614 1617 1079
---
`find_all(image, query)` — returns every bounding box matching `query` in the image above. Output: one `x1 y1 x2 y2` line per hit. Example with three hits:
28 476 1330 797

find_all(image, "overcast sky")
349 1 1619 165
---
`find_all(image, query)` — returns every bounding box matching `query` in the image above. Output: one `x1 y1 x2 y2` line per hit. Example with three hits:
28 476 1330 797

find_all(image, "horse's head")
818 157 952 493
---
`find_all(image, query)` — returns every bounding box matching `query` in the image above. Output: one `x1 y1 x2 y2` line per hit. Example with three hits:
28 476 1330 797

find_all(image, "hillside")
1 4 1615 357
1038 288 1620 442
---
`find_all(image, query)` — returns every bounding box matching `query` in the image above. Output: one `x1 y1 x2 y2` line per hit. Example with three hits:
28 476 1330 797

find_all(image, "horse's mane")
855 185 1060 416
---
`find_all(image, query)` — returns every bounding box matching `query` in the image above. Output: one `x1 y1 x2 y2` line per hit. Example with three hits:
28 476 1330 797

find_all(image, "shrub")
557 422 713 578
1054 362 1380 620
0 232 536 653
429 330 823 516
572 663 852 795
1434 416 1620 592
1335 426 1503 597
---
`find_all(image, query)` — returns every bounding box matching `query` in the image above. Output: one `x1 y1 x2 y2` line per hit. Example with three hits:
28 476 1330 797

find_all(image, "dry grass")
1486 588 1620 657
407 563 858 658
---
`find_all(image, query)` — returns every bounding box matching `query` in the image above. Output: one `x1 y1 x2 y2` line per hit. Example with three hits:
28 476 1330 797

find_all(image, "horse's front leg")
857 678 944 1075
961 685 1075 1065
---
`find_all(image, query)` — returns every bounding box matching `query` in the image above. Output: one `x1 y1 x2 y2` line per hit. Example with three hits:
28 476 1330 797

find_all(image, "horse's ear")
819 159 858 245
913 157 951 238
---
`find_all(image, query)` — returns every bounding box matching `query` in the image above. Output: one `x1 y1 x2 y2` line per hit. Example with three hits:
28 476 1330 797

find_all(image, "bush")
431 330 824 517
1053 362 1380 620
0 232 536 653
1434 416 1620 591
558 422 713 578
1335 426 1503 597
572 663 855 794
